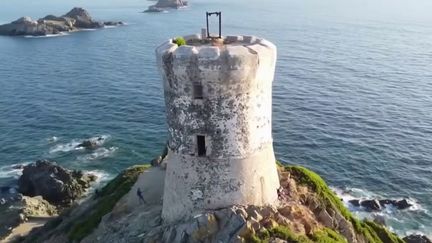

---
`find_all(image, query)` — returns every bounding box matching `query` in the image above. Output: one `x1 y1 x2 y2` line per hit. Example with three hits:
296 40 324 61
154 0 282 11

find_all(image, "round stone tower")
156 34 280 223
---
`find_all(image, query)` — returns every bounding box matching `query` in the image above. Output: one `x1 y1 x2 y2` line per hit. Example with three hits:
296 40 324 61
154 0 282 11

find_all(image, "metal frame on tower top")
206 12 222 38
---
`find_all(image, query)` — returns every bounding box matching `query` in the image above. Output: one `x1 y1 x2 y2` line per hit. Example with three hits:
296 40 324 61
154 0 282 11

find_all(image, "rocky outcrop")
0 7 123 36
145 0 187 12
348 198 413 211
403 234 432 243
22 163 406 243
18 160 97 206
76 136 105 150
0 195 57 240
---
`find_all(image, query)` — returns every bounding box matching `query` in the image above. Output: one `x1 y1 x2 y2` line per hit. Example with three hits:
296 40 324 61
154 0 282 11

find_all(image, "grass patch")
310 228 347 243
248 226 312 243
284 165 403 243
364 220 404 243
68 165 150 241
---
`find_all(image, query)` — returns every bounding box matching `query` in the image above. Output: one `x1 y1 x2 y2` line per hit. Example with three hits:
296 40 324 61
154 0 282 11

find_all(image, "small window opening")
197 135 206 156
193 84 203 99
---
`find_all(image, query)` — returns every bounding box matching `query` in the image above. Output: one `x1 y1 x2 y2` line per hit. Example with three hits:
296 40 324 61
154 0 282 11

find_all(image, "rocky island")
0 7 123 37
145 0 188 13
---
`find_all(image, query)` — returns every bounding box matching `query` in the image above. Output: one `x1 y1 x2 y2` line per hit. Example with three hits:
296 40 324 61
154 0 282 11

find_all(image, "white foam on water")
47 136 59 143
81 170 113 197
49 135 111 154
23 32 69 38
88 170 112 185
77 146 118 161
332 186 430 237
333 186 426 212
0 162 30 179
49 139 82 153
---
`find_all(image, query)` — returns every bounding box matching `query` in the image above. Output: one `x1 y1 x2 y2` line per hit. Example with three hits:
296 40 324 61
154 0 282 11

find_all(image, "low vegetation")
285 165 404 243
174 36 186 46
68 164 150 241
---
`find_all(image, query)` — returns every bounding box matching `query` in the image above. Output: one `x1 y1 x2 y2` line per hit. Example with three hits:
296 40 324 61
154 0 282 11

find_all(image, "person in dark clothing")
137 188 146 204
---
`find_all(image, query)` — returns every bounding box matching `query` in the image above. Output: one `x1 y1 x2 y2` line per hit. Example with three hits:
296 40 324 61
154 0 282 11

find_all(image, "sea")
0 0 431 238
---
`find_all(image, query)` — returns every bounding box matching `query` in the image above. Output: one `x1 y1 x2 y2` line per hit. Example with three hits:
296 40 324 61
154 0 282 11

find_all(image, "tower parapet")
156 34 280 223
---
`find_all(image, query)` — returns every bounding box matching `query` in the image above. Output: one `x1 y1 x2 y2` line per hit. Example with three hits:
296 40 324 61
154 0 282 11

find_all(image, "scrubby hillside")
18 161 404 243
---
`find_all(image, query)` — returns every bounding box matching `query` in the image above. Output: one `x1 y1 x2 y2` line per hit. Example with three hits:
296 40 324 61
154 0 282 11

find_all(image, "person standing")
137 188 146 204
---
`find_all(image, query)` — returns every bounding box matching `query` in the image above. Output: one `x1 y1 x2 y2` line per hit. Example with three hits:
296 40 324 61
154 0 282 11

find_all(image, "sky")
1 0 432 26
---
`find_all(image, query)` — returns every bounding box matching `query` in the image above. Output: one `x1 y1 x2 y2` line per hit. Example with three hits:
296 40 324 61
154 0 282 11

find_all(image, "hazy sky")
1 0 432 25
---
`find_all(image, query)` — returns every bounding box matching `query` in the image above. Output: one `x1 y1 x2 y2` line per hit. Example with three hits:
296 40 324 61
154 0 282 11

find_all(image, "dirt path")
2 217 53 243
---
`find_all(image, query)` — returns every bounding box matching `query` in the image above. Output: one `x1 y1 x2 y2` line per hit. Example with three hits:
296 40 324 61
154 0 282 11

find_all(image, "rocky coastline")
0 7 123 37
10 156 430 243
0 160 97 241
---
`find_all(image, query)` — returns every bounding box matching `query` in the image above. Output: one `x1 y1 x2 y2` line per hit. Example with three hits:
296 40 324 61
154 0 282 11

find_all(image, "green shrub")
174 37 186 46
268 226 312 243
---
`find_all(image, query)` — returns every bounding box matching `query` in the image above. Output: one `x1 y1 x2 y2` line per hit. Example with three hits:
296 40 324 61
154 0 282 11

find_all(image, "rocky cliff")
15 157 417 243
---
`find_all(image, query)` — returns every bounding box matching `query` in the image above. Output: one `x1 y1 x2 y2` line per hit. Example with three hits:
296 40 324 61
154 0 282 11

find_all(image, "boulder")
75 136 107 150
348 199 360 207
104 21 124 26
18 160 97 206
360 199 381 211
403 234 432 243
394 199 412 210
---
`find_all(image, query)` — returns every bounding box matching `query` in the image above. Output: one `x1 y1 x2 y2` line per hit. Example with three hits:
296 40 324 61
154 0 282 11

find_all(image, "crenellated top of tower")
155 34 277 95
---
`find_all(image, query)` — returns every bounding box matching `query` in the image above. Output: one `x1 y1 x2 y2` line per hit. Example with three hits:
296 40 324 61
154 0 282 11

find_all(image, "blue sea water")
0 0 431 237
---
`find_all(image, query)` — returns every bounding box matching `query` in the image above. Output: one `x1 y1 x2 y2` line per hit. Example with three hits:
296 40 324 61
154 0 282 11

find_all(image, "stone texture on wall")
156 35 280 222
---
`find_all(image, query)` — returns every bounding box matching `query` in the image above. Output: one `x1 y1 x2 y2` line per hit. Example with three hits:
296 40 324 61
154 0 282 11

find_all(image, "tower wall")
156 35 280 222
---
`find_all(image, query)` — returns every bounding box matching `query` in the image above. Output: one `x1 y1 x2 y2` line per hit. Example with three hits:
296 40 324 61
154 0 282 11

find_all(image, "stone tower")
156 34 280 223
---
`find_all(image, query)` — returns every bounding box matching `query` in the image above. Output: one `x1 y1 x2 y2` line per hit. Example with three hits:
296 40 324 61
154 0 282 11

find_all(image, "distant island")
145 0 188 13
0 7 123 37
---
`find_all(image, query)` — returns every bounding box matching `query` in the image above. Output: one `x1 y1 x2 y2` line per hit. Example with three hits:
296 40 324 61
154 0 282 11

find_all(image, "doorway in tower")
197 135 206 156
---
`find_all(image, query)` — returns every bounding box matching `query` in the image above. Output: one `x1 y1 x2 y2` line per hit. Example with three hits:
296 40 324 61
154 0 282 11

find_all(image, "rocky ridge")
0 7 123 36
